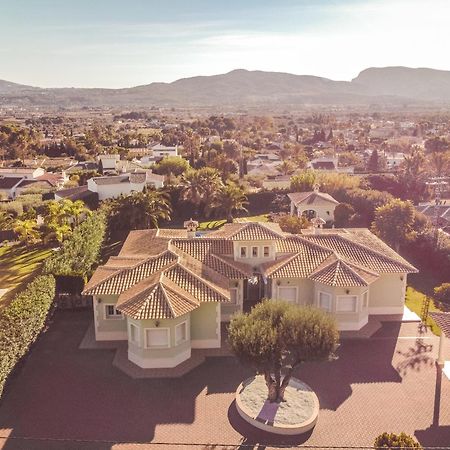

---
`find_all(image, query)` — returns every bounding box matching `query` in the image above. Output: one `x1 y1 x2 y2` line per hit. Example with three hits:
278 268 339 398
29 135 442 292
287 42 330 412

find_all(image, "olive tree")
228 300 339 403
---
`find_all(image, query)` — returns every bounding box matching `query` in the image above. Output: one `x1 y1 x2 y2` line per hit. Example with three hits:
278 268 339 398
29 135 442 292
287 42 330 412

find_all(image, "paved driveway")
0 310 449 450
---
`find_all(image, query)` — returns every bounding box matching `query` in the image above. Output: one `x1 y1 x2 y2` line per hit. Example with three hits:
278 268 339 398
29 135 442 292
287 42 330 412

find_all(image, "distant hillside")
1 66 450 108
352 67 450 101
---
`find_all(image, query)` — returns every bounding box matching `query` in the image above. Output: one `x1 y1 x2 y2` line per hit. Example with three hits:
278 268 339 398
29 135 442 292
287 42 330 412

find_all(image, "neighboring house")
127 148 152 158
417 201 450 231
383 152 405 171
288 187 339 222
307 157 354 174
151 144 179 158
98 154 120 174
83 221 417 369
0 169 65 199
66 161 99 174
262 174 291 190
87 171 164 201
0 176 23 199
247 163 278 178
0 167 45 179
53 185 94 203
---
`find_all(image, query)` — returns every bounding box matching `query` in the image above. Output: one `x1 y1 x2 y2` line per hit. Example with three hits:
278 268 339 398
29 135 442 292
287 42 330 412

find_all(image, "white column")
437 333 445 366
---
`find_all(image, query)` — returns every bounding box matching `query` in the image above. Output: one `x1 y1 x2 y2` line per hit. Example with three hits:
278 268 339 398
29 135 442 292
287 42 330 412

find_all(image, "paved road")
0 310 449 450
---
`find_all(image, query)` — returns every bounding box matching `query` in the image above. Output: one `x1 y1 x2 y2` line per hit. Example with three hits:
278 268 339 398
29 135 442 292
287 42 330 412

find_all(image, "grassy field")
0 244 53 309
198 214 270 231
405 285 442 336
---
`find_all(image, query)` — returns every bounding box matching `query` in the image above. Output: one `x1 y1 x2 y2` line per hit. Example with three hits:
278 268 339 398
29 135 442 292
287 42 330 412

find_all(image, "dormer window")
240 246 247 258
252 246 258 257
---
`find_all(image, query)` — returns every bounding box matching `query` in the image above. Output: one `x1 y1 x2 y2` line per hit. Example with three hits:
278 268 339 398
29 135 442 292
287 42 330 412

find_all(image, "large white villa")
83 222 417 369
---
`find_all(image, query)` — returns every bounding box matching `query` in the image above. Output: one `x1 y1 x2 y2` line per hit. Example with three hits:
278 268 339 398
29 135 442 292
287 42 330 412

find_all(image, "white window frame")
263 246 270 257
240 246 247 258
104 304 124 320
175 321 188 345
145 327 170 348
277 286 298 303
252 246 259 258
318 291 332 312
129 323 139 345
336 295 358 313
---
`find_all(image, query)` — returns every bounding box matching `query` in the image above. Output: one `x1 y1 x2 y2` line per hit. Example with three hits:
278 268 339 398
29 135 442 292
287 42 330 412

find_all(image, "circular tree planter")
235 375 319 435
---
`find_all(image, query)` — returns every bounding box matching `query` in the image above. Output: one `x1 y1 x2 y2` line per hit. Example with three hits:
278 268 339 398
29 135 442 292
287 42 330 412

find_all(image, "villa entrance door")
243 274 264 312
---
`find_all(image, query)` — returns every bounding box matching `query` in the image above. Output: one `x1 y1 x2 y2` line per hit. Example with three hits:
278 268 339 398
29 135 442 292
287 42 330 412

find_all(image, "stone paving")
0 309 449 450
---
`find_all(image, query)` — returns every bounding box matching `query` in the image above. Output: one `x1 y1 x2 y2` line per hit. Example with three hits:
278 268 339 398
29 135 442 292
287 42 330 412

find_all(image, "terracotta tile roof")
164 264 230 303
117 283 199 320
170 240 251 280
105 256 146 268
84 222 418 313
302 234 417 273
429 312 450 339
83 251 178 295
263 239 333 278
310 257 379 287
157 229 188 239
119 230 171 257
171 239 233 257
114 260 229 320
205 254 254 279
208 222 285 240
288 191 339 206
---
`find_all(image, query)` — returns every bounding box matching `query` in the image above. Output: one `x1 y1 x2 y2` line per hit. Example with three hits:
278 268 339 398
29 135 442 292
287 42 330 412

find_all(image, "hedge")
44 211 106 280
0 274 56 398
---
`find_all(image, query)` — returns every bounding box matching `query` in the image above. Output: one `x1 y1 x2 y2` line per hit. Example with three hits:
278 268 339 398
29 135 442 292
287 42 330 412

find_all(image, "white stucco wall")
368 273 407 314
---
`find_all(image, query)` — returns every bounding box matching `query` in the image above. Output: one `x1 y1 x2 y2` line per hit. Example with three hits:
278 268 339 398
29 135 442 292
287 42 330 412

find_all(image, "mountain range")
1 66 450 108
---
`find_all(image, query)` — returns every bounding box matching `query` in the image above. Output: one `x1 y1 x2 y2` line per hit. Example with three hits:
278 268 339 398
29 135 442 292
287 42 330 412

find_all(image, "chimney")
183 218 199 239
311 217 326 235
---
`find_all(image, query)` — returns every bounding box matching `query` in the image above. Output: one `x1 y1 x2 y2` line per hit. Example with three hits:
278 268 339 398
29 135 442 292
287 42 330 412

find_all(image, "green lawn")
198 214 270 231
0 244 53 309
405 286 442 336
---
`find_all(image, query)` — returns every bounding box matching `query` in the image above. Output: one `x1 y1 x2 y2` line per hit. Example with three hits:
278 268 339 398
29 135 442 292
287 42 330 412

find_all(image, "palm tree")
399 146 427 203
428 150 449 177
180 169 206 207
136 190 172 229
197 168 223 218
109 190 172 232
277 160 296 175
13 218 40 246
213 182 248 223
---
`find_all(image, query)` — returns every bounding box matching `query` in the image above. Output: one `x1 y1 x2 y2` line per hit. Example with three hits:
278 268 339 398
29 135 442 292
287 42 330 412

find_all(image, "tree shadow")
291 321 403 411
415 364 450 446
0 313 412 449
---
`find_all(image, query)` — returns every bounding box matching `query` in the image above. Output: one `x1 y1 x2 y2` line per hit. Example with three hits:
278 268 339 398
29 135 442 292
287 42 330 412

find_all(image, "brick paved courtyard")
0 309 449 450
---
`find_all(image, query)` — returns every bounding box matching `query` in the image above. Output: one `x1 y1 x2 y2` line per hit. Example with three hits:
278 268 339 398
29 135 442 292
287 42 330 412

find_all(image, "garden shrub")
374 432 422 449
44 211 106 281
434 283 450 305
0 274 56 397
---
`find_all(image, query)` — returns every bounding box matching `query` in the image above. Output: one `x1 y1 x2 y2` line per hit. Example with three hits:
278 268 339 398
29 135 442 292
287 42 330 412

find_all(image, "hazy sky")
1 0 449 88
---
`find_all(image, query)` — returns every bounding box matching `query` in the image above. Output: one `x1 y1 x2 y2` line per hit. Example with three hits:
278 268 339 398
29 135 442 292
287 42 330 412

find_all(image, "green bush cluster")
44 211 106 280
374 432 422 449
0 275 56 397
434 283 450 305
